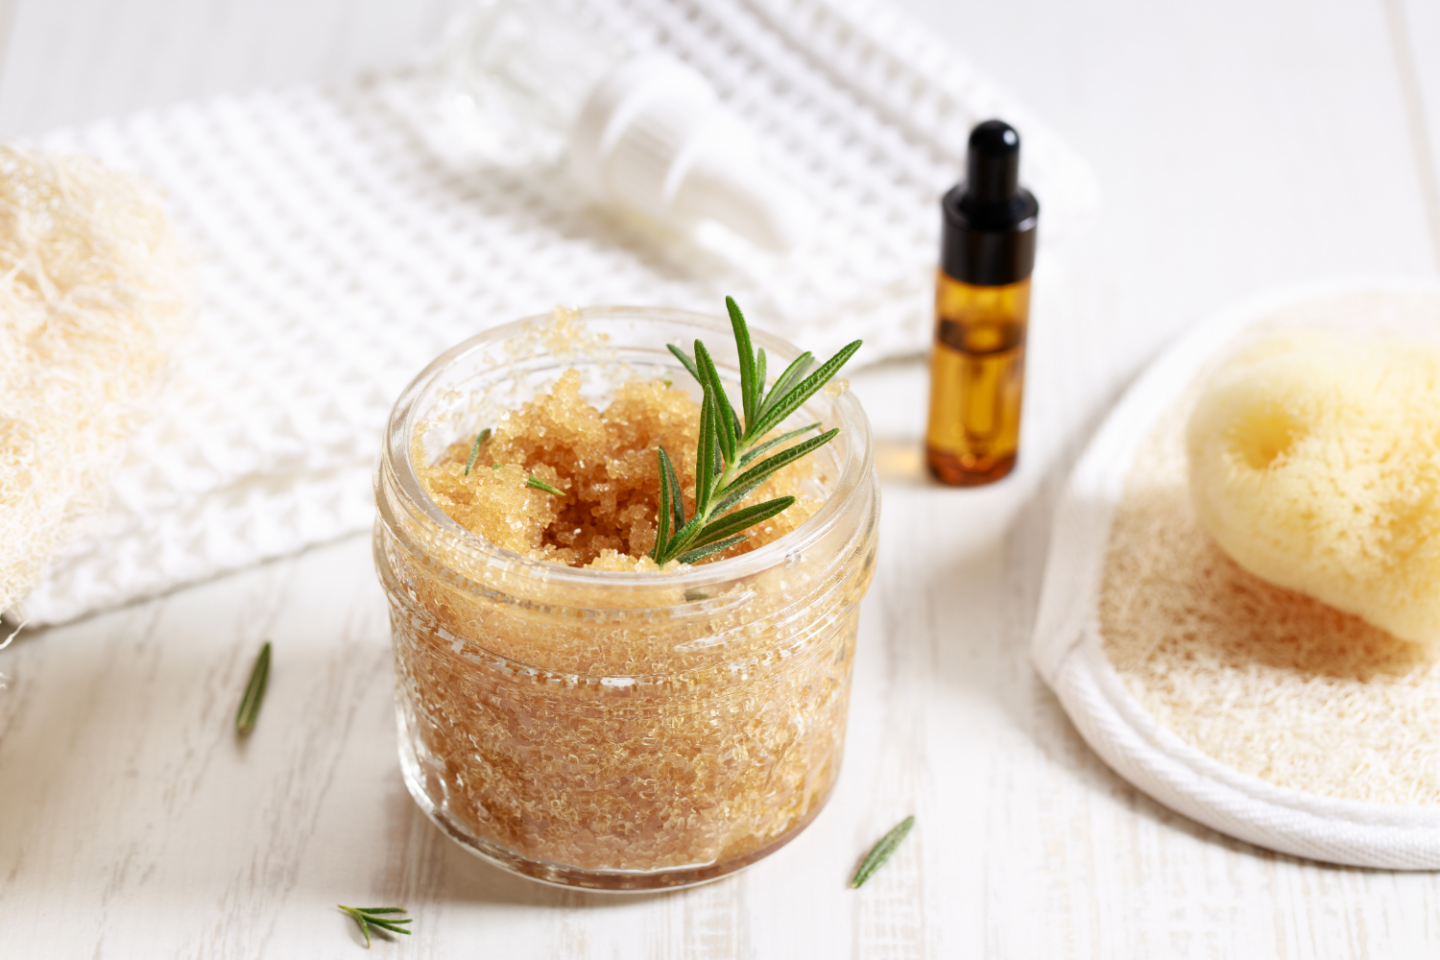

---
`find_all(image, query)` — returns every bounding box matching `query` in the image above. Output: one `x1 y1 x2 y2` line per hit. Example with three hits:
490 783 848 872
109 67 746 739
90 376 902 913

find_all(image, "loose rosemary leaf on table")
234 641 271 736
339 905 413 948
850 815 915 888
650 296 861 567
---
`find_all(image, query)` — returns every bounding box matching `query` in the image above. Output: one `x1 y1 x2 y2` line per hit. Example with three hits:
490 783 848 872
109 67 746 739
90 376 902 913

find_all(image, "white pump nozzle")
569 55 814 252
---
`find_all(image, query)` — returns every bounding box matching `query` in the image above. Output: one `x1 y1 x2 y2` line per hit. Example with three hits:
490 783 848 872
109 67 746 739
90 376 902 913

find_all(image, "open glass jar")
374 306 878 890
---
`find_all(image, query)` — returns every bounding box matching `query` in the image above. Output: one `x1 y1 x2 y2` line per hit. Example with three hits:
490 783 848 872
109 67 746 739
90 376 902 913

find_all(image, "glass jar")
374 306 878 890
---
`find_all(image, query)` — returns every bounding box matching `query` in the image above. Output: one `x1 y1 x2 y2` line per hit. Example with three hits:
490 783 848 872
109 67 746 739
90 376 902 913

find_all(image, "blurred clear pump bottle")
443 0 813 251
925 120 1039 486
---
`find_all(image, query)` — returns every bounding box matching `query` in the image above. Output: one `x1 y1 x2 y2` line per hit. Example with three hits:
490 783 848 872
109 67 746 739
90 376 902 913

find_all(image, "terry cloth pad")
13 0 1097 625
1031 277 1440 870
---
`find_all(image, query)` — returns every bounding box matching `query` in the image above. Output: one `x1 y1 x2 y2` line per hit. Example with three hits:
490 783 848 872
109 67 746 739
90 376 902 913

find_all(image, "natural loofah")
1031 284 1440 863
1187 331 1440 646
1105 397 1440 804
0 146 190 619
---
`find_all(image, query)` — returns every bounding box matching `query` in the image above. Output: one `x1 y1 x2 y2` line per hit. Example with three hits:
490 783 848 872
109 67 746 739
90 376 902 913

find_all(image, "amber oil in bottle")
926 120 1038 486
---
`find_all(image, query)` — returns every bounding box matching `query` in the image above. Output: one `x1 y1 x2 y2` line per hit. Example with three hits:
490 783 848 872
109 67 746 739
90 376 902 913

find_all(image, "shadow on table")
441 842 675 908
873 365 1127 717
384 786 676 909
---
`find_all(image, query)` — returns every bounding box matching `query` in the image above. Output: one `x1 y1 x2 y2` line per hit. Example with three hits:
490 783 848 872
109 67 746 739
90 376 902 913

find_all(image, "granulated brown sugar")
1100 398 1440 805
416 368 819 568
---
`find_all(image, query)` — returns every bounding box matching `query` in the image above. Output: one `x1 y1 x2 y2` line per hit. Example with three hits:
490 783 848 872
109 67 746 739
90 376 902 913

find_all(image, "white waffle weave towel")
17 0 1097 625
1031 277 1440 869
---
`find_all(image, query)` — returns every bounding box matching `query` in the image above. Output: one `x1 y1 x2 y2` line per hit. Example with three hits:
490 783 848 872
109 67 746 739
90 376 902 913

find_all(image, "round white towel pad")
1030 276 1440 869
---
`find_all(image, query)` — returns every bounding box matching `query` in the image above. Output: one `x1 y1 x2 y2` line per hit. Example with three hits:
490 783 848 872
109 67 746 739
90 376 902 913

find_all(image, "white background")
1 0 1439 957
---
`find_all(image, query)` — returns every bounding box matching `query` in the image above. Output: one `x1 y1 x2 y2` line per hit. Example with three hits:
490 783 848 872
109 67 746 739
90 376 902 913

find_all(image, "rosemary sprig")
525 476 563 495
850 815 915 888
650 296 861 566
234 641 271 736
339 905 412 948
466 432 561 496
463 428 491 476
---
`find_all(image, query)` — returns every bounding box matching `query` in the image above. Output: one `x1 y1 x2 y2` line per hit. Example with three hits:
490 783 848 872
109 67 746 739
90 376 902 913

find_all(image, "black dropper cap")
940 120 1039 286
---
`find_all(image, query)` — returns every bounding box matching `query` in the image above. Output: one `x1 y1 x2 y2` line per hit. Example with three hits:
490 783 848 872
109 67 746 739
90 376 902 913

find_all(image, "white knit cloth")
1031 277 1440 869
14 0 1097 625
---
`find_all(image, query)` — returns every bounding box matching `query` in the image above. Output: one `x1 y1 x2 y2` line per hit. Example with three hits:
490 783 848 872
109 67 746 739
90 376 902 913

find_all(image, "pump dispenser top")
941 120 1039 286
444 0 813 252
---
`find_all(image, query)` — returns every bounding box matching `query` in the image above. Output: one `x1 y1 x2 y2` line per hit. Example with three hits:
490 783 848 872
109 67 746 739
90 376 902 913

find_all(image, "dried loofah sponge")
0 147 190 618
1186 330 1440 645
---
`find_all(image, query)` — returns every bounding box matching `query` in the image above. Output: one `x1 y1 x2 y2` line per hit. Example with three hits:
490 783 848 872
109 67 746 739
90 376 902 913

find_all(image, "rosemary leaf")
674 535 747 565
850 815 915 888
690 496 794 548
234 641 271 736
739 422 823 466
707 472 772 518
754 352 813 425
695 341 738 466
726 296 758 423
749 340 861 442
652 450 673 559
660 446 685 531
667 343 702 384
709 403 725 482
463 428 491 476
725 429 839 497
694 389 717 515
339 905 412 948
665 512 707 558
525 476 563 496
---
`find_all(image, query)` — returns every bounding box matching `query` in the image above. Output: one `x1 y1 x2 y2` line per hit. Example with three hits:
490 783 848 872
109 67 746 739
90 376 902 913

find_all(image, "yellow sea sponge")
1186 330 1440 645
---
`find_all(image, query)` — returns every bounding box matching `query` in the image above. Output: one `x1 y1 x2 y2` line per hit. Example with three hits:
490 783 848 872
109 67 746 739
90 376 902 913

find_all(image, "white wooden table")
3 0 1440 956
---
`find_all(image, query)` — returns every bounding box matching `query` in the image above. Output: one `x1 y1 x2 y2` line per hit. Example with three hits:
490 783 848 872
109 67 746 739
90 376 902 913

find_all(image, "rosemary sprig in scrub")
463 428 491 475
651 297 861 566
525 476 563 495
463 427 562 495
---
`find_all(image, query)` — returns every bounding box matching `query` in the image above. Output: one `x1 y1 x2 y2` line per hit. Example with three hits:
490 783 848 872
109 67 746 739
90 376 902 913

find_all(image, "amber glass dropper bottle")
925 120 1039 486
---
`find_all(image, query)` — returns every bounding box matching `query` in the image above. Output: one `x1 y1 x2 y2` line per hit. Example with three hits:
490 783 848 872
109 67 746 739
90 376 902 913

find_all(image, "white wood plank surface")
0 0 467 135
1396 0 1440 269
3 0 1440 957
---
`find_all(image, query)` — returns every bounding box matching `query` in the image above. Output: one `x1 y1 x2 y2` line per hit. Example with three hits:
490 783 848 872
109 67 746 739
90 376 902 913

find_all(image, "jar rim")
379 304 874 591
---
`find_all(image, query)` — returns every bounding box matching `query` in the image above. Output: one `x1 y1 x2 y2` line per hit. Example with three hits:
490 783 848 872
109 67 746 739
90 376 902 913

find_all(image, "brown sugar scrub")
415 369 819 570
1100 387 1440 806
374 305 879 890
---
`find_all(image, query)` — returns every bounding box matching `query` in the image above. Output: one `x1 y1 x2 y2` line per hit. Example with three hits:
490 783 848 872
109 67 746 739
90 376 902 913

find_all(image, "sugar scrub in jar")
373 305 878 890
